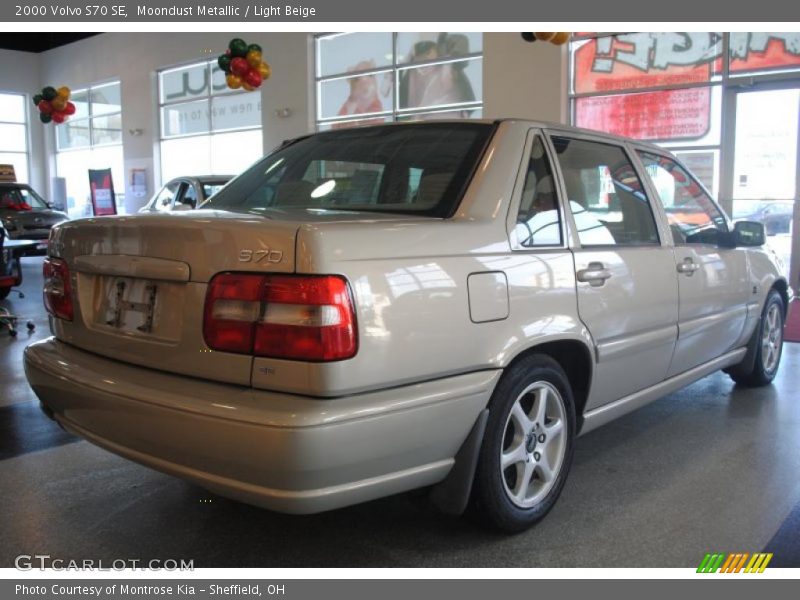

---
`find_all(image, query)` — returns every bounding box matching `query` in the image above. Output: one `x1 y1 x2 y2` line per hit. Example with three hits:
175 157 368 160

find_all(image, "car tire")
729 290 785 387
0 287 10 300
471 354 576 533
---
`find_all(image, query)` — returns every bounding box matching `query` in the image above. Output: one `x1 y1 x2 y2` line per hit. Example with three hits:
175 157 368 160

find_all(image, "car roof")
169 175 233 184
308 119 666 154
0 182 31 188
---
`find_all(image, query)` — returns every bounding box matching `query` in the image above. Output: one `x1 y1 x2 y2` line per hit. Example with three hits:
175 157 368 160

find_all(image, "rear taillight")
43 257 73 321
203 273 358 362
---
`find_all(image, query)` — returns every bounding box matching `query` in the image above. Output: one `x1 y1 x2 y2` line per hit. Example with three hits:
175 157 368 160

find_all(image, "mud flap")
429 408 489 516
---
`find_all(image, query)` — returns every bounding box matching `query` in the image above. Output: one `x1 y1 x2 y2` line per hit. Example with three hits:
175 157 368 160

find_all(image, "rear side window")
637 151 728 245
513 136 561 247
552 136 660 246
205 123 493 218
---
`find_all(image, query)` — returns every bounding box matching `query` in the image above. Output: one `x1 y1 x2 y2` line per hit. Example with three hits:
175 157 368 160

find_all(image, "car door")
635 150 750 376
549 134 679 410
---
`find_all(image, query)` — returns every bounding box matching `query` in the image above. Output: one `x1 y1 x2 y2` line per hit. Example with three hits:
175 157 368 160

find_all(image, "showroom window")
158 60 263 182
315 32 483 130
569 33 800 200
0 92 30 184
570 32 800 284
55 81 124 217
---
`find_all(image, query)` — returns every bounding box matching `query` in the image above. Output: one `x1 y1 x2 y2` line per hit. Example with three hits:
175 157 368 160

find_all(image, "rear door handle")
576 262 612 287
677 258 700 276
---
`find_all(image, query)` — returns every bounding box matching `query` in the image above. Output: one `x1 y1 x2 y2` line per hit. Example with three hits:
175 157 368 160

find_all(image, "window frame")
314 32 484 130
156 59 263 184
634 146 733 248
0 91 30 183
507 130 568 251
55 80 122 152
547 132 665 249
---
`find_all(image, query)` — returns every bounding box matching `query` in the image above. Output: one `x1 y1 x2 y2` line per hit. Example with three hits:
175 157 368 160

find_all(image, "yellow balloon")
246 49 262 69
51 97 67 111
57 86 71 100
259 62 271 80
242 81 255 92
550 32 571 45
226 73 242 89
534 32 556 42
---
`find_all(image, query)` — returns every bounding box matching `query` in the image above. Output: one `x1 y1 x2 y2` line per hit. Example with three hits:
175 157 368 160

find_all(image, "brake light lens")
203 273 358 361
43 257 73 321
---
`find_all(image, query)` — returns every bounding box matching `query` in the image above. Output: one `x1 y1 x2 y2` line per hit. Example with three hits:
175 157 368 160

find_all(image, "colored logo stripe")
697 552 773 573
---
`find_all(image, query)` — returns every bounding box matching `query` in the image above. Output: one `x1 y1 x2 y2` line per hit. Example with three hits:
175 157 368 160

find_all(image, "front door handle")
677 258 700 276
576 262 612 287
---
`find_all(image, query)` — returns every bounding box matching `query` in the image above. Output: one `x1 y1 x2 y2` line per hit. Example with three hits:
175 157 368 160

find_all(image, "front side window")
638 151 727 245
153 182 180 212
206 123 492 218
513 136 561 247
0 187 47 210
553 137 660 246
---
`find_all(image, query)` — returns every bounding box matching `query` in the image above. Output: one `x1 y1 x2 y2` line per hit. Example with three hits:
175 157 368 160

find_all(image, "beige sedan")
26 121 790 532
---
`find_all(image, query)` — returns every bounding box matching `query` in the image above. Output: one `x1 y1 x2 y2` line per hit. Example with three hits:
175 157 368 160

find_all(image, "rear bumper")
24 338 498 514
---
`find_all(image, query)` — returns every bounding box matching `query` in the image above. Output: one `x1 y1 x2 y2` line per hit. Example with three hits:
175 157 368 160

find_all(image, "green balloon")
42 86 57 101
39 112 52 124
32 94 43 105
247 43 262 54
218 54 232 73
229 38 248 58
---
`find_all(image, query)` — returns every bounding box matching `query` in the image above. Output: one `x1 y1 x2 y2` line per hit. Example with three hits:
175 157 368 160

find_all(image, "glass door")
731 86 800 288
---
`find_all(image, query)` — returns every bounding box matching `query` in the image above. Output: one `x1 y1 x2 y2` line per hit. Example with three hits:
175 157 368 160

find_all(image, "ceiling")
0 33 99 53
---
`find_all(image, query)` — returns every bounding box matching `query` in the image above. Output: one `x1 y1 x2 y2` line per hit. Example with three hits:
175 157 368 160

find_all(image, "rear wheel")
472 354 576 533
729 290 785 387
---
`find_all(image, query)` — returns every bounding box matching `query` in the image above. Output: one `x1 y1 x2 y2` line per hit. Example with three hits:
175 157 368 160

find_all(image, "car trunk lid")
47 211 298 385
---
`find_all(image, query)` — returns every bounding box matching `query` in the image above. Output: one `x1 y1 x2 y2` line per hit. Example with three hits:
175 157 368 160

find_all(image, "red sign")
730 34 800 73
575 88 711 141
88 168 117 216
573 34 721 95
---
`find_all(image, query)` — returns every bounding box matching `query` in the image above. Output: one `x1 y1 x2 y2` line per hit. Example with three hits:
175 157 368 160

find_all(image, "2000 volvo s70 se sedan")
25 121 790 532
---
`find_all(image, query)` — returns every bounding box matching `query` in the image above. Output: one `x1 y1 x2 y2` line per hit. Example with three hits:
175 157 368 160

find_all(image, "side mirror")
731 220 766 247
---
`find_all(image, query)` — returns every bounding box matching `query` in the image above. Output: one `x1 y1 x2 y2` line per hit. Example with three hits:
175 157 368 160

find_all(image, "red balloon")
244 69 263 88
51 111 66 124
37 100 53 114
230 57 249 76
64 101 76 115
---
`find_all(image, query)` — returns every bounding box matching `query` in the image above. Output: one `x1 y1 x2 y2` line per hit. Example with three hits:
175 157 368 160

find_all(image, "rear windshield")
203 123 493 218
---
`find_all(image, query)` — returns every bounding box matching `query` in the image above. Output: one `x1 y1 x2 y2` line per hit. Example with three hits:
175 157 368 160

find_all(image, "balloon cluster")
33 86 76 125
218 38 271 91
521 32 571 45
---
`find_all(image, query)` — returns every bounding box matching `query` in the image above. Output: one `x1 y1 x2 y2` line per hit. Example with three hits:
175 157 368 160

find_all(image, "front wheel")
729 290 785 387
472 354 576 533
